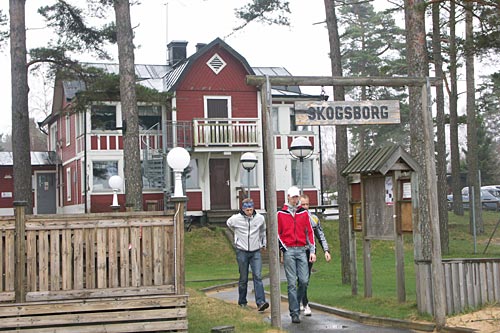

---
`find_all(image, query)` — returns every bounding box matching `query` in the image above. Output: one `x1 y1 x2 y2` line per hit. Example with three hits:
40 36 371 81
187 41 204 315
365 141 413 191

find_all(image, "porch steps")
204 210 238 225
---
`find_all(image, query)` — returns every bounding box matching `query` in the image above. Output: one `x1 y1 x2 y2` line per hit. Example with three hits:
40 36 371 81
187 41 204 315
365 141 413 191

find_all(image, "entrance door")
37 173 56 214
209 159 230 210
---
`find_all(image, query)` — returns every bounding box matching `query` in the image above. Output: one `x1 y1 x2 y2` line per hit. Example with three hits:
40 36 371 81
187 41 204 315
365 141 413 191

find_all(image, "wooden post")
14 201 27 303
260 78 281 329
422 82 446 326
394 175 406 303
172 197 186 294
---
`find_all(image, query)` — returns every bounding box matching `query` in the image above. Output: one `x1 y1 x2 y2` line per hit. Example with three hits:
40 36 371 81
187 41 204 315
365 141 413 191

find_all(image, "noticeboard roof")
341 145 420 176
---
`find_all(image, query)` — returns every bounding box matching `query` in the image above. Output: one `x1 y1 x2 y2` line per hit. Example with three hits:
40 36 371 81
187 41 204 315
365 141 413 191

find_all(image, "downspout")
84 110 88 213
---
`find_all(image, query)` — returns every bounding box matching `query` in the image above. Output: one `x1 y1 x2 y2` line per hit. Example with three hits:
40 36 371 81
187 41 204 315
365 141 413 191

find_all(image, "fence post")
171 198 186 294
14 201 27 303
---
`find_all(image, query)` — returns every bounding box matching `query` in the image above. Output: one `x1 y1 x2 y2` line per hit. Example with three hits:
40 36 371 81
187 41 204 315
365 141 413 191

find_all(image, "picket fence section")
416 258 500 315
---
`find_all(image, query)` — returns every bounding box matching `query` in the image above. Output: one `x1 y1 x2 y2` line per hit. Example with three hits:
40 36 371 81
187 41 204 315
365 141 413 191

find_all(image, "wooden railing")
1 206 185 302
0 202 188 332
193 118 260 147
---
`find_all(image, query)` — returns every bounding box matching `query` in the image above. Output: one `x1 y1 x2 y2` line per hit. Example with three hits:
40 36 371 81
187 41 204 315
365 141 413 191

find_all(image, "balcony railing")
193 118 260 147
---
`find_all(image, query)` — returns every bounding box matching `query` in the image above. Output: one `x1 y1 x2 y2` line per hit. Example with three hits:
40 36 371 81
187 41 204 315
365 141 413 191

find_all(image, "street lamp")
240 152 258 199
108 175 123 211
289 136 313 194
167 147 191 198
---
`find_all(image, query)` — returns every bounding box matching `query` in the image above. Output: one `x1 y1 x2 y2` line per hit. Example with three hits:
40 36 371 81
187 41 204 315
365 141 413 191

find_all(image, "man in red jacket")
278 186 316 324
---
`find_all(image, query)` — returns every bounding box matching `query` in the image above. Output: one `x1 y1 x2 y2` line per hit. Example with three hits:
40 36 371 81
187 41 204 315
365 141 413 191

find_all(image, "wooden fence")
416 258 500 315
0 201 188 332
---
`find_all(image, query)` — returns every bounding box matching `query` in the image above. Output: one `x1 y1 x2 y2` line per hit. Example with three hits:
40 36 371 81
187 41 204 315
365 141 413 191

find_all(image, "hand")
325 251 331 262
309 253 316 263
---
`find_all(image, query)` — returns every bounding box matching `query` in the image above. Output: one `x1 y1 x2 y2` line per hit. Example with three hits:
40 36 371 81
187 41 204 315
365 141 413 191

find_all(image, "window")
75 111 85 137
141 160 164 189
290 108 310 132
92 160 118 191
185 159 199 189
138 105 162 130
66 167 72 201
291 159 313 187
272 107 279 134
65 115 71 146
240 166 257 187
91 105 116 131
206 97 230 118
81 160 85 195
49 124 57 151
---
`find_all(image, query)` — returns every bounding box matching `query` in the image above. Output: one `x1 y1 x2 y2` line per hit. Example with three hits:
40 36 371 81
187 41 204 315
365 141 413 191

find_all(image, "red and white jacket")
277 204 315 253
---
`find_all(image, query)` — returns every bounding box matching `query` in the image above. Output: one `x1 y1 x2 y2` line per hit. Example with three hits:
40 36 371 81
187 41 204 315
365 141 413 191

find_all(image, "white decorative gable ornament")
207 53 227 74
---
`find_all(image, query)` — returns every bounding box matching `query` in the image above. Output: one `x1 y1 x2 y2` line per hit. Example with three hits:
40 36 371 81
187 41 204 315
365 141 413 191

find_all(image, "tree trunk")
404 0 445 327
114 0 143 211
324 0 351 285
449 0 464 216
465 0 483 234
432 1 449 254
10 0 33 214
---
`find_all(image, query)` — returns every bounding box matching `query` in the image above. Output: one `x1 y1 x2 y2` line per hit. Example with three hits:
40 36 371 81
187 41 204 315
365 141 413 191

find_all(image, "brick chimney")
195 43 207 53
167 40 188 66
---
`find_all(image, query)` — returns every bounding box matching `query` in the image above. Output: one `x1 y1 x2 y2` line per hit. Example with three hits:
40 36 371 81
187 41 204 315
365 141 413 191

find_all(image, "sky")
0 0 333 135
0 1 493 137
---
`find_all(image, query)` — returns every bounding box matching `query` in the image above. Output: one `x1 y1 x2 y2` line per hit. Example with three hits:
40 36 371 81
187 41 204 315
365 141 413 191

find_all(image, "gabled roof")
0 152 59 166
341 145 420 176
164 37 255 92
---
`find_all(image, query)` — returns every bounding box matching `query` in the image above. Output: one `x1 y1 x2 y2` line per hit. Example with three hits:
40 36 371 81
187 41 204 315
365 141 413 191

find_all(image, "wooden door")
209 159 230 210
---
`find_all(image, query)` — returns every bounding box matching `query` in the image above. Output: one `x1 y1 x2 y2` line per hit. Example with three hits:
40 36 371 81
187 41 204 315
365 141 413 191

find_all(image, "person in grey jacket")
226 198 269 311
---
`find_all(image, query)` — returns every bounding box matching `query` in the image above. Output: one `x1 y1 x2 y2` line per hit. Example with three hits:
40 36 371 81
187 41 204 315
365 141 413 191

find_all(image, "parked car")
447 188 500 211
482 185 500 198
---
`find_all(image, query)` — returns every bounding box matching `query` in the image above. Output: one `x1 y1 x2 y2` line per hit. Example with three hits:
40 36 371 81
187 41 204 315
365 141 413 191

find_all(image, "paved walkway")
205 265 430 333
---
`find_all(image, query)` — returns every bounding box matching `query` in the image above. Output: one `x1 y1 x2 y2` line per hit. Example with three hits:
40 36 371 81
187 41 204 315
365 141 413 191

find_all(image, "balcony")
193 118 260 149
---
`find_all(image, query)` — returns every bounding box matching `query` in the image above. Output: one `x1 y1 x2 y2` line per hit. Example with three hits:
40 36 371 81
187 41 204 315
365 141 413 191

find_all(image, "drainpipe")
84 110 88 213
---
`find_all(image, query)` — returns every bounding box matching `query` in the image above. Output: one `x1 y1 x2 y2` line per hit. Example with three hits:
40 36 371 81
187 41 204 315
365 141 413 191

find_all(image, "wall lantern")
240 152 258 199
289 136 313 194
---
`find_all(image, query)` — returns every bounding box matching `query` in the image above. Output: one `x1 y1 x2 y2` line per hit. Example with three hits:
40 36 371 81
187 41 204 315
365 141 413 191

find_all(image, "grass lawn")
185 211 500 331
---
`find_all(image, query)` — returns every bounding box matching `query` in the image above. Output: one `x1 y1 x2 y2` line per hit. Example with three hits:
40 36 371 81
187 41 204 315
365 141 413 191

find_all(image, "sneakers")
239 304 247 309
291 314 301 324
299 304 304 311
303 304 312 316
257 302 269 312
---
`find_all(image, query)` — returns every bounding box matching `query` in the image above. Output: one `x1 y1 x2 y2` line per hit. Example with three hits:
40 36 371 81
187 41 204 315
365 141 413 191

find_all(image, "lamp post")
108 175 123 211
240 152 258 199
167 147 191 198
289 136 313 194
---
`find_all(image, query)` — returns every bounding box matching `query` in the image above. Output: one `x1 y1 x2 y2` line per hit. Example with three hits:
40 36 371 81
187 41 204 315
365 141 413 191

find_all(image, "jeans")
236 249 266 306
302 249 314 306
283 247 309 316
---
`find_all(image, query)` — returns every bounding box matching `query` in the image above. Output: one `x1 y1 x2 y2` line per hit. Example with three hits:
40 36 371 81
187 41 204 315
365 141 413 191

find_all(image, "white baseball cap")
287 186 300 197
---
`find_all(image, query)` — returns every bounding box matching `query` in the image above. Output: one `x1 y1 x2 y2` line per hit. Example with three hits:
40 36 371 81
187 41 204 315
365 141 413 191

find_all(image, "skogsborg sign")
295 100 400 125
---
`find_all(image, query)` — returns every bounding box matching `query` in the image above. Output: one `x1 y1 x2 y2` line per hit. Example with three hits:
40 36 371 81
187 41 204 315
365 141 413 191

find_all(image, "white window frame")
203 96 232 118
291 159 313 188
92 160 119 192
66 167 72 202
49 123 57 151
185 159 199 189
65 115 71 146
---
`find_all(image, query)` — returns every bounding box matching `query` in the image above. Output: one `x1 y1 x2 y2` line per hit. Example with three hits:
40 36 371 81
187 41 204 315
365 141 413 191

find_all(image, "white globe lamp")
240 152 258 199
289 136 313 194
108 175 123 210
167 147 191 198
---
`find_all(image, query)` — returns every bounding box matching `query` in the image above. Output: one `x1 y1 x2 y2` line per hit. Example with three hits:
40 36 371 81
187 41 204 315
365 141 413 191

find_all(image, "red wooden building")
26 37 323 218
